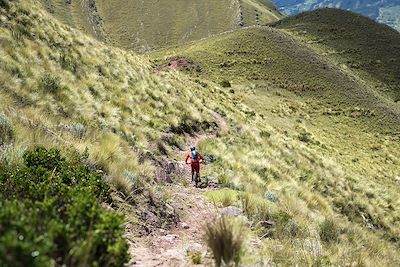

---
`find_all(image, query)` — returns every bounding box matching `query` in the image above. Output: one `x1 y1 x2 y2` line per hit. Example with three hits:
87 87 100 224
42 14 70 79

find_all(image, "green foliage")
298 131 313 143
59 53 78 73
0 0 10 10
260 130 271 138
39 74 62 93
205 189 239 207
319 218 339 244
205 216 244 267
188 251 202 264
0 113 14 146
220 80 231 88
274 8 400 102
0 147 129 267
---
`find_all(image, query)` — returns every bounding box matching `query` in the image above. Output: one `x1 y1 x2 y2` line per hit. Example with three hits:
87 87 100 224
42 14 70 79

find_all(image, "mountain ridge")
273 0 400 30
1 0 400 266
39 0 283 52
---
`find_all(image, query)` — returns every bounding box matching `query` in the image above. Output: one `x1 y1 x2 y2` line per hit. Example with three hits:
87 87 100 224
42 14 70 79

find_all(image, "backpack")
191 150 198 160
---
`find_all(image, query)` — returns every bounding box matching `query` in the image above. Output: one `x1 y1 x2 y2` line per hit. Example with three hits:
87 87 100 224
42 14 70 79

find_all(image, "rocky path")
128 185 217 267
128 112 228 267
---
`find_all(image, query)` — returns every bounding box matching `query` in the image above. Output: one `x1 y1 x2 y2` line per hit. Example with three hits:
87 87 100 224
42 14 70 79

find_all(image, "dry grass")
1 1 400 266
205 216 246 267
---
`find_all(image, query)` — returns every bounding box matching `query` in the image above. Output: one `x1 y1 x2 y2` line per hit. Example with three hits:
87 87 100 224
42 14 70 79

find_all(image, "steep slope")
150 25 400 133
273 8 400 102
272 0 400 30
2 0 400 266
39 0 283 52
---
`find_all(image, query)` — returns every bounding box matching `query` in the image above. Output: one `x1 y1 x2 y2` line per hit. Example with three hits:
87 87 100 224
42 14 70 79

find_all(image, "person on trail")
185 146 204 186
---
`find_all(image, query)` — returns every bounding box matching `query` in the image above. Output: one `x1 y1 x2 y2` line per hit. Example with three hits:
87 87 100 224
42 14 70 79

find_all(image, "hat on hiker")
190 146 196 151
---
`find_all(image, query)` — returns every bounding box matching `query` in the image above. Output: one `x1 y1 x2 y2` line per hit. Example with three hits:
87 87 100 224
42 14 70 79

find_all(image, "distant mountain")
273 0 400 30
39 0 282 52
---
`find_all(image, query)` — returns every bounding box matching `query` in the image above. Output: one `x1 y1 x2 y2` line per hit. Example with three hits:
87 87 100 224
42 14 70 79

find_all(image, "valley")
0 0 399 266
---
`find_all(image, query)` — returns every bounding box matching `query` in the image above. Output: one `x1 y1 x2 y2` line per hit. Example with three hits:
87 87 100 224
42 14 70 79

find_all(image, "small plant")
69 122 87 139
40 74 62 93
205 189 238 207
220 80 231 88
319 218 339 244
205 216 244 267
260 130 271 138
0 0 10 10
298 131 313 143
188 251 202 265
59 53 78 73
0 113 14 146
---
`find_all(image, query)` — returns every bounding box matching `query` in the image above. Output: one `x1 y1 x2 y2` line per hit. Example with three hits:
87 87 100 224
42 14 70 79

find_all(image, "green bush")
0 112 14 146
220 80 231 88
205 216 244 267
298 131 313 143
0 147 129 267
40 74 62 93
0 0 10 10
59 53 78 73
319 218 339 244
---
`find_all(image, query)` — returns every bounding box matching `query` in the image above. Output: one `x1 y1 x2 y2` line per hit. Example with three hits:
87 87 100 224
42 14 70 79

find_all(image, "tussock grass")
205 189 239 207
205 216 245 267
2 0 400 266
0 112 14 145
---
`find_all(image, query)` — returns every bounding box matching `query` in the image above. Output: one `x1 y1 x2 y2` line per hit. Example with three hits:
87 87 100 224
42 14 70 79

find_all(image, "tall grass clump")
319 218 340 244
39 74 62 93
205 188 239 207
205 216 245 267
0 112 14 146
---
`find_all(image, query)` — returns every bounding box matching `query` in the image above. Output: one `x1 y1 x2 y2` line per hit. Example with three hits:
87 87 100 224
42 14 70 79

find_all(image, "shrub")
205 216 244 267
298 131 313 143
0 0 10 9
40 74 62 93
260 130 271 138
59 53 78 73
0 147 129 266
319 218 339 244
220 80 231 88
0 113 14 146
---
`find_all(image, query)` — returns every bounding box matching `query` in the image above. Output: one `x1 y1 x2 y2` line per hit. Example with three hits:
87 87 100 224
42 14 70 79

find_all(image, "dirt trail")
128 112 228 267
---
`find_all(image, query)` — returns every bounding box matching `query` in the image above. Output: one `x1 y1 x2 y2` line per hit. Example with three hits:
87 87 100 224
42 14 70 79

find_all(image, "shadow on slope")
272 8 400 102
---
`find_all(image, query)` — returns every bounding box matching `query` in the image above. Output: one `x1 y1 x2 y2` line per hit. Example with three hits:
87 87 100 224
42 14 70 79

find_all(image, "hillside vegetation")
273 8 400 102
273 0 400 30
1 0 400 266
150 23 400 132
39 0 283 52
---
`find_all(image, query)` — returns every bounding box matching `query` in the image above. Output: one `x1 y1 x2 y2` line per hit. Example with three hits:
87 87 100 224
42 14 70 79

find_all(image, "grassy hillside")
150 26 400 133
1 0 400 266
39 0 283 52
273 0 400 30
273 8 400 103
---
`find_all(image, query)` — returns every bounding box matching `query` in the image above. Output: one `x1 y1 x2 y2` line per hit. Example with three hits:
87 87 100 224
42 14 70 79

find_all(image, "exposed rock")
221 206 242 217
181 223 190 229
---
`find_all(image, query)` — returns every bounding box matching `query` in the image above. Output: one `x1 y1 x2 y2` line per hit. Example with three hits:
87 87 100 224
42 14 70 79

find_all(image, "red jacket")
185 152 204 165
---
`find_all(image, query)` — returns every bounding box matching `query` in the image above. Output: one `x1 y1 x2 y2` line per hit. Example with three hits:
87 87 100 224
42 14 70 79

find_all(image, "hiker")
185 146 204 186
